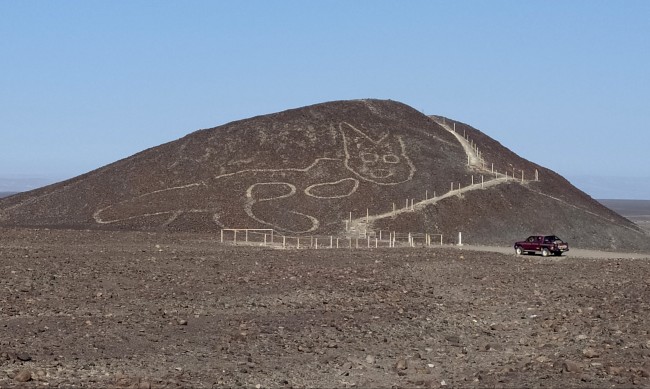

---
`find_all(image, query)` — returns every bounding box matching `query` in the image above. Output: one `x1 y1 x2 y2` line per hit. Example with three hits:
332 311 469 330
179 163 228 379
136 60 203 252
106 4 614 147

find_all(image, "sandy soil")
455 245 650 260
1 228 650 388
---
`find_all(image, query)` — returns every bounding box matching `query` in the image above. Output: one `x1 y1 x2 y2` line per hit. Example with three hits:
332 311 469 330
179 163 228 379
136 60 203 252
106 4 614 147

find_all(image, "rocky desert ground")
1 227 650 388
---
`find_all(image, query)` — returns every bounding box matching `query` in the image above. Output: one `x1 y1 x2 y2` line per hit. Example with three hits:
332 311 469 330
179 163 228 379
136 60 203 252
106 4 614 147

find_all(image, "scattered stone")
4 223 650 388
606 366 624 376
582 348 600 358
18 283 32 292
445 335 461 345
14 369 32 382
489 323 503 331
485 343 498 351
396 358 408 370
562 360 582 373
114 372 132 387
139 381 152 389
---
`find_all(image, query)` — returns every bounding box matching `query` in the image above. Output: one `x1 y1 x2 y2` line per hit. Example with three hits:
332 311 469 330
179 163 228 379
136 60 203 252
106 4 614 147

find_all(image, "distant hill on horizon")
1 99 647 251
0 192 18 199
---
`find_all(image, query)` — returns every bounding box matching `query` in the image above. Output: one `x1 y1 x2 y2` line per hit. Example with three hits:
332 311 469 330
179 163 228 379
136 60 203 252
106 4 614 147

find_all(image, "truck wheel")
541 248 550 257
515 246 523 255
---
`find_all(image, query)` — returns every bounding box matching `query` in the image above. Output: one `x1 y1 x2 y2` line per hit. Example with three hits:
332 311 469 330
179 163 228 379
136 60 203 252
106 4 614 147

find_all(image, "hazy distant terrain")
0 177 56 193
0 192 17 198
569 175 650 200
599 199 650 233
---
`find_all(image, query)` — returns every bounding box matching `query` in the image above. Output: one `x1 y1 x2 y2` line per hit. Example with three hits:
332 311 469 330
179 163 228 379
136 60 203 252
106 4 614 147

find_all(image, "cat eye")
382 154 400 164
360 152 379 162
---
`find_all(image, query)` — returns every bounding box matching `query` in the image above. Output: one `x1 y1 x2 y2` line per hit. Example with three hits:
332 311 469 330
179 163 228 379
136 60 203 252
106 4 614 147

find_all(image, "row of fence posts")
346 168 540 233
220 229 444 249
341 119 541 234
443 118 540 183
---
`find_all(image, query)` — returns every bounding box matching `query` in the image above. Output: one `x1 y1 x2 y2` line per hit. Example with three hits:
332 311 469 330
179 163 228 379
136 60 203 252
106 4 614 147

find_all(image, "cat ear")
339 122 387 145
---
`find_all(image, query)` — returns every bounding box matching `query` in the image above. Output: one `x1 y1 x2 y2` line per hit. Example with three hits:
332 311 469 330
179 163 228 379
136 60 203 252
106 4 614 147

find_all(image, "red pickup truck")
514 235 569 257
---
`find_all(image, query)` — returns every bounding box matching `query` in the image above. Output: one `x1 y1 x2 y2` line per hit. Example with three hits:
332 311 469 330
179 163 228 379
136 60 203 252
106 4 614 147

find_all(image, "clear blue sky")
1 1 649 198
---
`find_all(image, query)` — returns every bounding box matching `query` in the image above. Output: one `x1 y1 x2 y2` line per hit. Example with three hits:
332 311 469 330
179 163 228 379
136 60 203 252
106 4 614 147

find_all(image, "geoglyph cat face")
339 122 416 185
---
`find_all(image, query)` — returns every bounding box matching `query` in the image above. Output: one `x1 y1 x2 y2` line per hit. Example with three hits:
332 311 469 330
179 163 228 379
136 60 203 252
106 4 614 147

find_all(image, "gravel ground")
454 245 650 260
1 228 650 388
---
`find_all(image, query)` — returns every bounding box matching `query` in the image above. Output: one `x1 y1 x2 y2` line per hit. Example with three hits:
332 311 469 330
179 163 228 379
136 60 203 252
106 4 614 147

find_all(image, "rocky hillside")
0 99 646 250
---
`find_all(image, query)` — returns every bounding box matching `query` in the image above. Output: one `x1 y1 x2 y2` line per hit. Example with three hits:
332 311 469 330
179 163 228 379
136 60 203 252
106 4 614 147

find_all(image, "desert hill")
0 99 647 250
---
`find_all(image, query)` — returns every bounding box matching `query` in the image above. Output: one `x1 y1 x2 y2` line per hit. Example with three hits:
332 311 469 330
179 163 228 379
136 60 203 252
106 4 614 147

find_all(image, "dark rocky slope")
0 99 646 250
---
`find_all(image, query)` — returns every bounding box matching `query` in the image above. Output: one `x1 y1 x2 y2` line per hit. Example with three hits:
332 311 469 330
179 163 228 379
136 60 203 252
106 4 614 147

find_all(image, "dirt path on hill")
348 119 510 233
432 119 482 168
